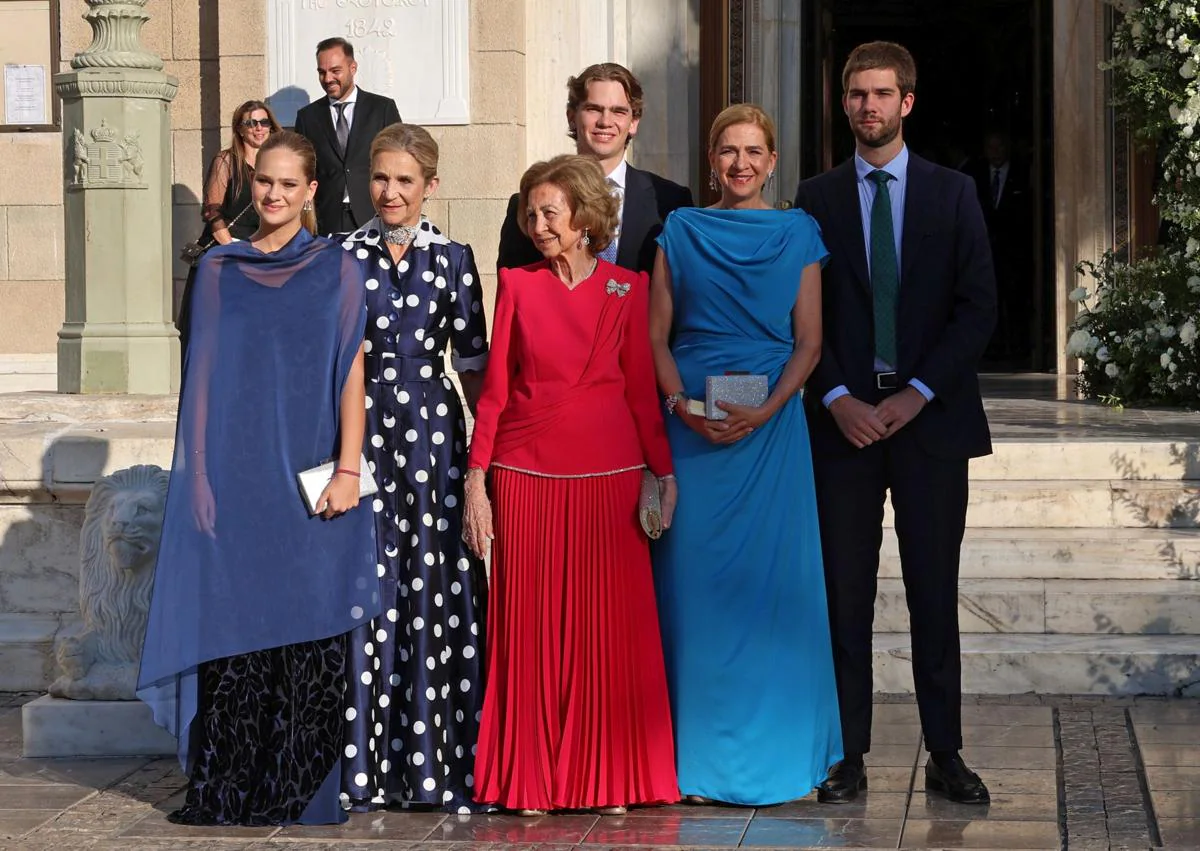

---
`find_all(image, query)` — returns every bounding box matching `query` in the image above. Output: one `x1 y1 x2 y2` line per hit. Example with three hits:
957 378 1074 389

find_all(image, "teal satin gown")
653 207 843 805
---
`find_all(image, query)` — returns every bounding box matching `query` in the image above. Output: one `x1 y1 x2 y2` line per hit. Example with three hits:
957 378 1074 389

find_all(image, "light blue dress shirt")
822 145 935 408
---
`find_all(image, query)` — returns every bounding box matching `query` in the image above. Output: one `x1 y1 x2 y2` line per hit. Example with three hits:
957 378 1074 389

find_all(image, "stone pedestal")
54 0 180 394
22 695 176 758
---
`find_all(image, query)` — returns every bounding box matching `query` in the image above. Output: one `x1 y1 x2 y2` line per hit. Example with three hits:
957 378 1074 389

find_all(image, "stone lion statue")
50 465 169 701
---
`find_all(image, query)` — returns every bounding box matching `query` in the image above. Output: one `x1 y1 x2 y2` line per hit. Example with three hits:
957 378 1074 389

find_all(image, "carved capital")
56 75 179 102
71 0 163 71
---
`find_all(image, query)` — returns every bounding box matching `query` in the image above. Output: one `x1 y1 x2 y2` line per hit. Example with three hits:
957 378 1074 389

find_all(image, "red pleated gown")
468 260 679 811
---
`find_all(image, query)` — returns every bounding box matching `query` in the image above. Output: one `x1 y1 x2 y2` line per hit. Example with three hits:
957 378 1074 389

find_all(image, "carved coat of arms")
70 119 147 189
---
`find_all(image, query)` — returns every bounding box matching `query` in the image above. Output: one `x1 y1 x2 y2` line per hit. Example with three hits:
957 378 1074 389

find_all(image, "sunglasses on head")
240 118 272 129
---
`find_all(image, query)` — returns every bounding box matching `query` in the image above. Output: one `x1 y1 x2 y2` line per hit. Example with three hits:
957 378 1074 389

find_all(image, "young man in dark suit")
293 38 401 235
496 62 693 273
793 41 997 806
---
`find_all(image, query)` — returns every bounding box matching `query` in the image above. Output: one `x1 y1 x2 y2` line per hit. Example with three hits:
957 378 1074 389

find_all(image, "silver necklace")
560 257 598 290
383 222 420 245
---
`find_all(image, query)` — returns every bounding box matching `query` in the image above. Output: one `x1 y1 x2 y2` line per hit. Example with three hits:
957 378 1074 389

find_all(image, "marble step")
0 356 55 394
0 613 65 692
879 528 1200 579
874 633 1200 696
881 480 1200 528
4 615 1198 696
875 578 1200 635
979 440 1200 482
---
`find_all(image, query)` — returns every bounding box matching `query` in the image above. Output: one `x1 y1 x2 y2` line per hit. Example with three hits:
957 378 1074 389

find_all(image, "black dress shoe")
925 755 990 804
817 759 867 804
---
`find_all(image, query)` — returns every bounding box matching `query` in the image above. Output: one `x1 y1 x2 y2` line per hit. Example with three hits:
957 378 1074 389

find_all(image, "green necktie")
867 169 899 365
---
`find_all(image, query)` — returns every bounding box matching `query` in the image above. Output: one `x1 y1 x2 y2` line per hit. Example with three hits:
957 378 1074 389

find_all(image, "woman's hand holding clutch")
317 471 361 519
659 476 678 529
462 469 494 558
681 400 767 446
708 401 771 446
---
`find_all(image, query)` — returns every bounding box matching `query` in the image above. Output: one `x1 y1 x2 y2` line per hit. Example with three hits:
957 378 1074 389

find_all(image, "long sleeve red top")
468 260 673 478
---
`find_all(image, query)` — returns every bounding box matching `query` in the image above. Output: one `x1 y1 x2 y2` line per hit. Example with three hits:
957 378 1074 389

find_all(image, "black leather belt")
875 371 898 390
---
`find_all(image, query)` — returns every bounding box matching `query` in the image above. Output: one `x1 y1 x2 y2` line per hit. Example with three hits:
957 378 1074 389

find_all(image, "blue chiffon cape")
138 229 379 795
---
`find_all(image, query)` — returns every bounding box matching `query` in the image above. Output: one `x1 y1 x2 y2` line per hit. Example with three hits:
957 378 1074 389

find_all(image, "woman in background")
177 100 281 352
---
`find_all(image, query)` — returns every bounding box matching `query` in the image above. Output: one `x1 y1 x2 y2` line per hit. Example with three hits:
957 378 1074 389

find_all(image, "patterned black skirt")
169 635 346 826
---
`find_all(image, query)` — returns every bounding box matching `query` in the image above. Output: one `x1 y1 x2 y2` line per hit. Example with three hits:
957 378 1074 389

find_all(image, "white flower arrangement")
1075 3 1200 408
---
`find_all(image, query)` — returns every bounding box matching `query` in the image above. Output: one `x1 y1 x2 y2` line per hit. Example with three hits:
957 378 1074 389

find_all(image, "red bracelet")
335 468 360 478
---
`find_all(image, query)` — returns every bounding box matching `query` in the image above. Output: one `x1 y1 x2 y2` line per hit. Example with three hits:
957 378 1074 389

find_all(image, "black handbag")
179 203 254 266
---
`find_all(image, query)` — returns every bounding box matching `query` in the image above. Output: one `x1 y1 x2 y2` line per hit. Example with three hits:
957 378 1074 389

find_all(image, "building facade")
1 0 1128 377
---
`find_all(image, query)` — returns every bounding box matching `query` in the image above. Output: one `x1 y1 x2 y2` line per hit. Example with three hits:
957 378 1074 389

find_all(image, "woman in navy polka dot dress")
336 123 490 813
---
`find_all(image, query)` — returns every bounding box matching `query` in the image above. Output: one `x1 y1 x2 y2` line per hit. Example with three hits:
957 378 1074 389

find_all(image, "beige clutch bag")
297 453 378 515
639 470 663 539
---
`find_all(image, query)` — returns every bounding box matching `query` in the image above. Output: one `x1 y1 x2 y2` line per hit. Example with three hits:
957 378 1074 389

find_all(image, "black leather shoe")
817 759 867 804
925 755 990 804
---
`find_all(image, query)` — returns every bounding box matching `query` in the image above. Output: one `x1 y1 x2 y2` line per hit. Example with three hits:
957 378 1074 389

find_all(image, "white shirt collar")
605 159 629 191
343 215 451 250
331 86 359 108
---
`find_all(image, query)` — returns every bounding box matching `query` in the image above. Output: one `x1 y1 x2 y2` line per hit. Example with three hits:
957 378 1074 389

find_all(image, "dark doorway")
798 0 1055 371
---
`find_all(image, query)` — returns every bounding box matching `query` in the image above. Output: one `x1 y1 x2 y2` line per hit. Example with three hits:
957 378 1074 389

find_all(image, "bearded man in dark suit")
293 37 401 235
496 62 693 273
794 41 997 807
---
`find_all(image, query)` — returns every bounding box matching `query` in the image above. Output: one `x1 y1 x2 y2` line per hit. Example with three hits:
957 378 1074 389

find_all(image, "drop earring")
582 228 591 247
708 169 719 192
766 170 775 190
302 199 313 211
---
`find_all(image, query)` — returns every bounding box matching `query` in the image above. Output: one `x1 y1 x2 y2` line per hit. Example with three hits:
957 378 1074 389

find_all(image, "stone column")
55 0 180 394
1053 0 1111 377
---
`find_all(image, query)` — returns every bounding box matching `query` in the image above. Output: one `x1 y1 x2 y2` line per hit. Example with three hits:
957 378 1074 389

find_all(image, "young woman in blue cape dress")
138 130 378 826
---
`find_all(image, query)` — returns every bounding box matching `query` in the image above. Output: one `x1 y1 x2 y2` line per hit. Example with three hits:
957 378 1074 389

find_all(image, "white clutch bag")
297 453 378 515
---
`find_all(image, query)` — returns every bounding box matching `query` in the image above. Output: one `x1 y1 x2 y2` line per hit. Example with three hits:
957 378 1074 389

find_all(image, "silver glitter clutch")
639 470 663 539
704 374 769 420
297 453 378 515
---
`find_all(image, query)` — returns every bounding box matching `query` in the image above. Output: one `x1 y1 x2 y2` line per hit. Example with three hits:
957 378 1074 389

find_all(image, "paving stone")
0 693 1186 849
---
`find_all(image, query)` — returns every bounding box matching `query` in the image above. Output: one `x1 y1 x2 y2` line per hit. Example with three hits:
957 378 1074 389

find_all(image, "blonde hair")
517 155 619 256
257 131 319 235
708 103 777 154
370 122 439 182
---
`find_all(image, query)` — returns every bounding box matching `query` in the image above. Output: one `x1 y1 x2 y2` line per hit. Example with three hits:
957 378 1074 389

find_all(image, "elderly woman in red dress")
463 154 679 816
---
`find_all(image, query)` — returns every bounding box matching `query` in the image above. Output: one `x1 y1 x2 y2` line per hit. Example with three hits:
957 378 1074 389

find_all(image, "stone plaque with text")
268 0 469 127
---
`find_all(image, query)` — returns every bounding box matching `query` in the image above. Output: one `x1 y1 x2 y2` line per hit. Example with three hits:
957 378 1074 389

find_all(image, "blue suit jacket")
794 153 997 460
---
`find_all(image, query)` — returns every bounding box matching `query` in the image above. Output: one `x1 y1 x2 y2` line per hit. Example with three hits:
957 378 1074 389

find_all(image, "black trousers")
812 403 969 756
338 204 358 234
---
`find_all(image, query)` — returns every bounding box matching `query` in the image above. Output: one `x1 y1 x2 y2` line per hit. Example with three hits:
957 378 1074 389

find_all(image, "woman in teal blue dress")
649 104 842 805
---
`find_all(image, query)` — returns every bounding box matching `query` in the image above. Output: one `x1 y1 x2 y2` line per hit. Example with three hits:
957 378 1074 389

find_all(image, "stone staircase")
1 390 1198 696
874 438 1200 696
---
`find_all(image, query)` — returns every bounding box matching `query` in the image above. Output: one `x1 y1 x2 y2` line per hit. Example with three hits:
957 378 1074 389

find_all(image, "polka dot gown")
337 218 490 813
